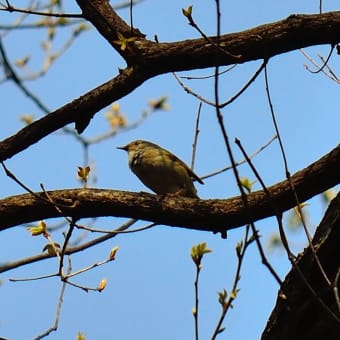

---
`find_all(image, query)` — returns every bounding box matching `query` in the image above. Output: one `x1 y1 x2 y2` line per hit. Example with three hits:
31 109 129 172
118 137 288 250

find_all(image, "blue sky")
1 1 339 339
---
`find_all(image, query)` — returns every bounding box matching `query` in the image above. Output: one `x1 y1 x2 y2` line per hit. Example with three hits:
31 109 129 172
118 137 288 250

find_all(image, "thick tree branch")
262 192 340 340
0 9 339 159
0 66 148 158
79 1 340 71
1 144 339 232
76 0 145 57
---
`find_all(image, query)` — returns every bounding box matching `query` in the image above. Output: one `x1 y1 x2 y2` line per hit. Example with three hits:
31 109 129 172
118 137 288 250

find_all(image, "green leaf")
190 242 212 266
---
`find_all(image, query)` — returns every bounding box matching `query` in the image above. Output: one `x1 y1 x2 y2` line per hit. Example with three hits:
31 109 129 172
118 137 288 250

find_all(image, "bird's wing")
186 166 204 184
168 153 204 185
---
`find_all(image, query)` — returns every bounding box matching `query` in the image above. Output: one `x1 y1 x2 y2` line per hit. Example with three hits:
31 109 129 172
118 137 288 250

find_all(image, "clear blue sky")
1 1 339 339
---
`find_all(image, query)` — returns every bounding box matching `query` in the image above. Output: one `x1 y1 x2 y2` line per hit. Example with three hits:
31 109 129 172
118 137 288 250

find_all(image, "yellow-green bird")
117 140 203 198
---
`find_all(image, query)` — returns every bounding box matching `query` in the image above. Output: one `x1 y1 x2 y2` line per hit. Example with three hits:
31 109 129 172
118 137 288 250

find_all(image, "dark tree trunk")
262 192 340 340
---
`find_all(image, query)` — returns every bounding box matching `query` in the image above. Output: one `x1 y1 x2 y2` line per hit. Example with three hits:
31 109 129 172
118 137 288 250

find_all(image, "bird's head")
117 140 155 154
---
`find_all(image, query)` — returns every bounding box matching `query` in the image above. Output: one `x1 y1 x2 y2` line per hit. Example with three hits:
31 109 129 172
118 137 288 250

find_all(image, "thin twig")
201 134 277 180
64 257 113 280
180 65 237 80
235 137 340 324
0 2 83 18
0 219 137 273
75 221 156 234
193 262 200 340
33 267 70 340
220 59 267 108
129 0 133 33
211 225 255 338
0 19 82 30
174 59 267 110
184 5 241 61
264 64 331 285
191 102 202 170
55 222 74 279
300 48 340 84
333 268 340 314
1 162 75 209
9 272 57 282
173 72 216 106
0 36 49 112
302 44 335 74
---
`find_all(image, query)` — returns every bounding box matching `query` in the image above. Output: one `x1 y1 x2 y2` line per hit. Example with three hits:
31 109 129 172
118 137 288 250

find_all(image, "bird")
117 140 203 198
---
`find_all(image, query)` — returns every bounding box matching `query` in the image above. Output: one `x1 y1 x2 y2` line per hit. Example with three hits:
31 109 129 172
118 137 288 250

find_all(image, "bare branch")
0 144 338 233
0 11 339 157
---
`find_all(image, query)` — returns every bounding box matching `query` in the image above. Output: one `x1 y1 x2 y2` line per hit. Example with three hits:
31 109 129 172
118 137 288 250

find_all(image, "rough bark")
0 144 339 233
1 7 340 157
262 192 340 340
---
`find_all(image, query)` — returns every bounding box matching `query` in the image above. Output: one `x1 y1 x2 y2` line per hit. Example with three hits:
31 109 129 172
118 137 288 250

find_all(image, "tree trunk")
262 192 340 340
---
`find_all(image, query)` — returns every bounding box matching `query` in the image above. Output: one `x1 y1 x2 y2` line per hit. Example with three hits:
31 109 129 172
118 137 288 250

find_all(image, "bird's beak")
117 144 128 151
